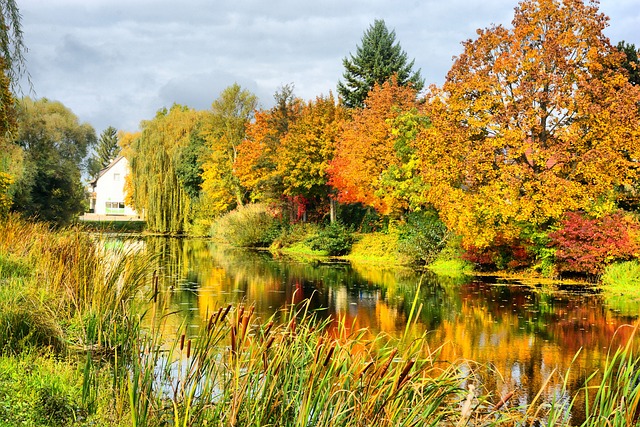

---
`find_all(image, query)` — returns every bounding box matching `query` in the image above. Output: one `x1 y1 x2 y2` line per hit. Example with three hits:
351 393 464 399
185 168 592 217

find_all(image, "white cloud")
17 0 640 133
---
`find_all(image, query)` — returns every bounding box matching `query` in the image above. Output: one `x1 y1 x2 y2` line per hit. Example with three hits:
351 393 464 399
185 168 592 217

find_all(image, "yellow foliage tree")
415 0 640 248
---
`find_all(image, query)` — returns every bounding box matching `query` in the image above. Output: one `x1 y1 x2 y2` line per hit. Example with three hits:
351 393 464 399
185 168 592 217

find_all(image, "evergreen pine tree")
617 41 640 86
88 126 120 178
337 19 424 108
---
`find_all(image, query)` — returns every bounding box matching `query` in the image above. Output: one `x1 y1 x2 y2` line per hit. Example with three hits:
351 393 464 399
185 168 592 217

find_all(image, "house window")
105 201 125 215
113 173 121 181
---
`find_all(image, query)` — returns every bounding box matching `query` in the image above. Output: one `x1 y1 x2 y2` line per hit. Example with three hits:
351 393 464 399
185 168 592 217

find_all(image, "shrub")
397 211 449 266
463 235 533 271
306 222 355 256
212 203 282 247
549 211 640 276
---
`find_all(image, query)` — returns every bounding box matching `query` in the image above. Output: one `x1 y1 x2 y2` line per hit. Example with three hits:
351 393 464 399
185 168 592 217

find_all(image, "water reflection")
130 236 638 423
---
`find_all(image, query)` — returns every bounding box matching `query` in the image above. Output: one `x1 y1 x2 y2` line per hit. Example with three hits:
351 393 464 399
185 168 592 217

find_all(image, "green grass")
2 214 640 426
346 232 407 265
600 261 640 316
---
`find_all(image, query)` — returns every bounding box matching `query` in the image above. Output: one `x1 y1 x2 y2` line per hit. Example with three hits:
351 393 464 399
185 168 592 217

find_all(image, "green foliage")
617 40 640 86
0 354 85 426
337 19 424 108
128 104 199 234
175 130 206 199
602 260 640 289
87 126 120 179
347 231 403 264
306 221 354 256
0 0 28 90
212 203 282 247
397 210 449 266
11 98 96 226
0 287 64 354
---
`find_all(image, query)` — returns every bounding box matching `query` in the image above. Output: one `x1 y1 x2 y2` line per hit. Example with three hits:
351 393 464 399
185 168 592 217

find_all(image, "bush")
463 235 533 271
306 222 355 256
549 211 640 276
397 211 449 266
212 203 282 247
270 222 320 250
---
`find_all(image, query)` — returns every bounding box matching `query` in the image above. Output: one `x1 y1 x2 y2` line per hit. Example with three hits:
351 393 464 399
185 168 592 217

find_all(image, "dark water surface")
126 236 639 422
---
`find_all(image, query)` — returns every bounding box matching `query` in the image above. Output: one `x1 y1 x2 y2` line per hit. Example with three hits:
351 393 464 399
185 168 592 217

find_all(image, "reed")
3 214 640 426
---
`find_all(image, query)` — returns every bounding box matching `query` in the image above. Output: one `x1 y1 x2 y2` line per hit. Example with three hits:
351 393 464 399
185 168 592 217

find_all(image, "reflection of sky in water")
115 236 639 424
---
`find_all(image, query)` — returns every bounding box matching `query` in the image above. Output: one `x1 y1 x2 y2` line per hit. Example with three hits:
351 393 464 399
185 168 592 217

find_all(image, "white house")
88 156 139 218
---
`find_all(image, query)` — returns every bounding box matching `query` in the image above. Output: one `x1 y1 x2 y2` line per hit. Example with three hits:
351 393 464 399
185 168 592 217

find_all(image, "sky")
17 0 640 134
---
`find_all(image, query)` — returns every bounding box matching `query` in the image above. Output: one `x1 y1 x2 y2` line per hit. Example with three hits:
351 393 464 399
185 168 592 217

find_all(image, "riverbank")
2 216 639 425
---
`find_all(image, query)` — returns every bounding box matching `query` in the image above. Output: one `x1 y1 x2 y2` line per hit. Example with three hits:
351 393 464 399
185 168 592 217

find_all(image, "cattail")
377 348 398 379
357 360 375 380
153 270 158 303
237 306 245 326
493 391 514 410
180 333 185 351
264 321 274 337
220 304 232 323
230 326 237 355
396 359 415 389
186 339 192 359
213 306 223 327
264 335 275 351
323 343 336 367
241 314 251 334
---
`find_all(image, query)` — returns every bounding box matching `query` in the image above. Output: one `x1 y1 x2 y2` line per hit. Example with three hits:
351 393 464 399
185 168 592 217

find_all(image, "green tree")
337 19 424 109
12 98 96 225
0 0 28 91
617 41 640 86
127 105 201 233
87 126 121 179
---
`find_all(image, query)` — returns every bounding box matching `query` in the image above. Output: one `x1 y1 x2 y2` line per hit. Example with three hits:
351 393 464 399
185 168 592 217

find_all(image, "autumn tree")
235 84 302 204
127 105 202 233
330 78 421 216
276 93 346 220
415 0 640 248
338 19 424 109
199 84 257 216
11 98 96 225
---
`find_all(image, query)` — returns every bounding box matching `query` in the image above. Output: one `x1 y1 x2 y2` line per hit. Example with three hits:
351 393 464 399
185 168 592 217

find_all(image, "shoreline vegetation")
1 215 640 426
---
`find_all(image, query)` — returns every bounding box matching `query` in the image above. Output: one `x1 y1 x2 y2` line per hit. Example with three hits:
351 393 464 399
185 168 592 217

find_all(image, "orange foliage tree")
414 0 640 248
235 85 302 204
329 78 422 216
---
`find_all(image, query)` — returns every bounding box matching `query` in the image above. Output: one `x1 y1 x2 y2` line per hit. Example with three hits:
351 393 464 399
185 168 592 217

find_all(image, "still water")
127 236 639 421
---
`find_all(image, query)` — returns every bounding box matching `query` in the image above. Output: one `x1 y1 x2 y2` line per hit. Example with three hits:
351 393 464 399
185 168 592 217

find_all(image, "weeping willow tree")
128 105 202 234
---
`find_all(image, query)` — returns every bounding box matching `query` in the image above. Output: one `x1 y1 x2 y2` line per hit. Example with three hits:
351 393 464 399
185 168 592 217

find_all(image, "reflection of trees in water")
128 237 639 423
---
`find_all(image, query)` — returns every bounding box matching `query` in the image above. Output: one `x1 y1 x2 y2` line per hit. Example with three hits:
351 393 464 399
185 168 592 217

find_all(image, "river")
118 235 639 423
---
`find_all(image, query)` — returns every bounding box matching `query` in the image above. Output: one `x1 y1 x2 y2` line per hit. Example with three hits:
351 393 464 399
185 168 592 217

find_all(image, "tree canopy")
0 0 28 91
413 0 640 248
11 98 96 225
337 19 424 109
88 126 121 179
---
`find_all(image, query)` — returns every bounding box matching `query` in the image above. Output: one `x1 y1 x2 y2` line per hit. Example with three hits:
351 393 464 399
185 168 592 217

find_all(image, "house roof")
89 155 126 187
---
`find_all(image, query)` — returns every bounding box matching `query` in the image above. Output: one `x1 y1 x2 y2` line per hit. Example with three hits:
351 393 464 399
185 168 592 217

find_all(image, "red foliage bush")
549 211 640 275
463 236 533 270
